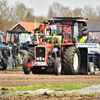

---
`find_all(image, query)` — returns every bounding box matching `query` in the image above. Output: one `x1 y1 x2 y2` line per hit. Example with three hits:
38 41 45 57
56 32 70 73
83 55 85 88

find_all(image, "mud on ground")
0 70 100 87
0 93 99 100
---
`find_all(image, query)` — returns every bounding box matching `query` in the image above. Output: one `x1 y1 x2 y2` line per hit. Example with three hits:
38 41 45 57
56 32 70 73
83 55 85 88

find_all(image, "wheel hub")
73 53 78 71
58 61 61 73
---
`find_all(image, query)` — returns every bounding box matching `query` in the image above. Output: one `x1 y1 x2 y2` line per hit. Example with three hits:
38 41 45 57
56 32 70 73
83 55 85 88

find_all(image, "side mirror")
73 36 76 44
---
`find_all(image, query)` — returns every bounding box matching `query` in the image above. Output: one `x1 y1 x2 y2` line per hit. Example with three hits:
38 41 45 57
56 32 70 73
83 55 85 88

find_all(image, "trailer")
76 30 100 74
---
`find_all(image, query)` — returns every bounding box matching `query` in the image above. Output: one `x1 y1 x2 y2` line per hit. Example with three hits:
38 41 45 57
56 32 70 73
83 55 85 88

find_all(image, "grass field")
7 66 23 71
0 83 99 92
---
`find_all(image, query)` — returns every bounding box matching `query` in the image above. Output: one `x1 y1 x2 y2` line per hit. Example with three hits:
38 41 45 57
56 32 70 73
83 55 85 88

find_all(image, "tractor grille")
36 47 45 62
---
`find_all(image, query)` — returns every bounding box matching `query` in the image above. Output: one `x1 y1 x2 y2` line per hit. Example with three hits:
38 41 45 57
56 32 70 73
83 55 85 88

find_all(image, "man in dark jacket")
47 32 60 58
2 43 10 64
12 42 19 69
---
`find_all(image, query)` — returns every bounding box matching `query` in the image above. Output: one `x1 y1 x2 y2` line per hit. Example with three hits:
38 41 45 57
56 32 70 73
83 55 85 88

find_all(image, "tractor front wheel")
98 58 100 70
1 58 7 70
23 56 30 74
54 58 62 75
88 62 94 74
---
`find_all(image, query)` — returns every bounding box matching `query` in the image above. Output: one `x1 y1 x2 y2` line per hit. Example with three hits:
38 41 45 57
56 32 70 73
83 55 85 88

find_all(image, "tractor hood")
42 43 53 53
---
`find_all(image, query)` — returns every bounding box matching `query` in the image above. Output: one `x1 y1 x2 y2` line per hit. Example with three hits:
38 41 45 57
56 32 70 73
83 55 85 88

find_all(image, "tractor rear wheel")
62 46 80 75
88 62 94 74
23 56 31 74
54 58 62 75
98 58 100 70
1 58 7 70
32 67 47 74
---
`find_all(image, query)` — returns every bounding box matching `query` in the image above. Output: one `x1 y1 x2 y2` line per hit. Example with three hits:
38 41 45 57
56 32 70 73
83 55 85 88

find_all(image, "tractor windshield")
88 31 100 43
6 32 32 46
39 25 71 43
0 33 4 43
19 33 32 47
6 32 17 45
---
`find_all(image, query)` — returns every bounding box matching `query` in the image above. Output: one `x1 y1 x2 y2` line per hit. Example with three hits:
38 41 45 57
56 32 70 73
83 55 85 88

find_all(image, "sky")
7 0 100 16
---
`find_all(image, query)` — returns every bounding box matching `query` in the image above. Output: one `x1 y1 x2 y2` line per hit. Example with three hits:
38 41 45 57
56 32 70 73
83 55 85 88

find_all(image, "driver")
47 32 60 59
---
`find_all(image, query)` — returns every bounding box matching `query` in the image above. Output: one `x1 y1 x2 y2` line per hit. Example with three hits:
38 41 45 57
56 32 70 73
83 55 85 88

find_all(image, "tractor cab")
48 17 87 42
6 30 32 51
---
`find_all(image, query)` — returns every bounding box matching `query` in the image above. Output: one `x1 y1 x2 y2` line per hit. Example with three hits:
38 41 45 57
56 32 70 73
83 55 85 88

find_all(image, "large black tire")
28 47 35 60
0 51 2 59
23 56 31 74
98 58 100 70
62 46 80 75
17 54 21 66
88 62 94 74
54 58 62 75
19 50 28 65
32 67 47 74
1 58 7 70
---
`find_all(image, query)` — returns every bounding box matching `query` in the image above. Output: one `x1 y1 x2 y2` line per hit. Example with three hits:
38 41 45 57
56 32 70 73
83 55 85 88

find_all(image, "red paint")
65 21 73 25
28 60 36 67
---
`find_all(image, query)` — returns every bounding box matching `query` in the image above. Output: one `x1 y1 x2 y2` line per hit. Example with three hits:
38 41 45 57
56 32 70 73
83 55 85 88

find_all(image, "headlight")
42 57 45 61
36 57 39 60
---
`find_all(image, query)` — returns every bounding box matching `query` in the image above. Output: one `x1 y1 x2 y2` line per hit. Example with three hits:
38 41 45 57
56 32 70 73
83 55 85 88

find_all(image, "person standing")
12 42 19 69
2 43 10 64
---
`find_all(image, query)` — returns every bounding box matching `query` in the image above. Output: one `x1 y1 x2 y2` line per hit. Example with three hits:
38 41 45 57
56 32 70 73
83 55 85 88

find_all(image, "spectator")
92 36 100 43
2 43 10 64
12 42 19 69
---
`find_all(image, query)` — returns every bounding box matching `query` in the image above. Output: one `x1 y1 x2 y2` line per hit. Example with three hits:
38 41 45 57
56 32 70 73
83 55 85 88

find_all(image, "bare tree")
0 16 9 32
83 5 97 20
47 6 55 19
47 2 63 17
25 8 35 22
95 5 100 19
35 16 47 23
8 2 34 28
60 7 72 17
73 8 83 17
0 0 9 19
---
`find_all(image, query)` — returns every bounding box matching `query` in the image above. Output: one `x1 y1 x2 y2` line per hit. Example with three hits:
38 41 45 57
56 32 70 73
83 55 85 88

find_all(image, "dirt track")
0 70 100 87
0 70 100 100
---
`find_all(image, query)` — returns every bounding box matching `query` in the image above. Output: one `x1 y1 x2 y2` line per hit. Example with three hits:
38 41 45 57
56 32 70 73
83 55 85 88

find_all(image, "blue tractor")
76 30 100 74
0 33 8 70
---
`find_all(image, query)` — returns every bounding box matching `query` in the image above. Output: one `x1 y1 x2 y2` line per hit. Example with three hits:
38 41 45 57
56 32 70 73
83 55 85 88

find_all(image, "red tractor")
23 23 88 75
